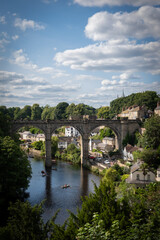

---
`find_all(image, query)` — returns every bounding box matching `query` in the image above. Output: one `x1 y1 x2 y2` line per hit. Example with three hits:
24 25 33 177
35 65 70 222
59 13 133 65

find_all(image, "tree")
14 105 31 120
0 137 32 225
31 140 43 150
77 212 107 240
144 115 160 149
54 102 69 120
31 104 42 120
51 136 59 157
0 201 48 240
97 106 110 119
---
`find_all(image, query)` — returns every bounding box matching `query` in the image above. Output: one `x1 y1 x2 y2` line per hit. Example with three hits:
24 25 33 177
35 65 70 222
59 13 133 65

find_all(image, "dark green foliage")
14 105 31 120
29 127 43 134
0 136 32 225
54 102 69 119
122 132 137 147
144 115 160 149
51 136 59 157
110 91 159 115
0 110 11 137
31 104 42 120
31 140 43 150
0 201 48 240
41 106 55 120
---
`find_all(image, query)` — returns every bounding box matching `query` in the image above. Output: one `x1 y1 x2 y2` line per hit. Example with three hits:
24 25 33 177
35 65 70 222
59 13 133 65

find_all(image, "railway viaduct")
11 119 140 167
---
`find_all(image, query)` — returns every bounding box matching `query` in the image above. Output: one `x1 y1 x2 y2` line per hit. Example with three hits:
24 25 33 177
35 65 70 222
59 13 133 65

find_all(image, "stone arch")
11 121 46 135
88 123 121 150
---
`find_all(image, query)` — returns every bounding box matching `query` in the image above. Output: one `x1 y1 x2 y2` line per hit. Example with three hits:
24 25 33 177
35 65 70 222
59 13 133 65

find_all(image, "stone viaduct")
11 119 140 168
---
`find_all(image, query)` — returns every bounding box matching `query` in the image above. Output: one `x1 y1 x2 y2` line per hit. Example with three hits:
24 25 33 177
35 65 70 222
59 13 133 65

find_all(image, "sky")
0 0 160 108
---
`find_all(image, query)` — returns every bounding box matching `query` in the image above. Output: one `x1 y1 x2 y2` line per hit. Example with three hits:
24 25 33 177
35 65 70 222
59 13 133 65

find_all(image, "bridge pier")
80 135 89 166
45 128 52 168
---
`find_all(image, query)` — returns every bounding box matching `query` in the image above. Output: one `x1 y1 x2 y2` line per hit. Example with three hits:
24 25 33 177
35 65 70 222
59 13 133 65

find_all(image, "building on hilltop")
118 105 148 120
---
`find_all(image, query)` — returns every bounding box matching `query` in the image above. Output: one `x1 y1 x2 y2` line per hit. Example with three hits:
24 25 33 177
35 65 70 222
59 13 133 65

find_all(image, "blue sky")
0 0 160 108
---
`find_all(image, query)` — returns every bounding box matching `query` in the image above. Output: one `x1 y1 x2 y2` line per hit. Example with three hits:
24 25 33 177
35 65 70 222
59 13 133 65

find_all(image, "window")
136 174 140 180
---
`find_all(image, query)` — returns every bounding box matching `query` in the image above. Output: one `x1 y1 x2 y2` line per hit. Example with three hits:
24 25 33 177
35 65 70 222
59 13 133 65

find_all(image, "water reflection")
27 158 100 225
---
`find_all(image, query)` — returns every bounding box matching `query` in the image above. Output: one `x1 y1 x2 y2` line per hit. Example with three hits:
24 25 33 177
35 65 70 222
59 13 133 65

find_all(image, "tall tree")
54 102 69 120
31 104 42 120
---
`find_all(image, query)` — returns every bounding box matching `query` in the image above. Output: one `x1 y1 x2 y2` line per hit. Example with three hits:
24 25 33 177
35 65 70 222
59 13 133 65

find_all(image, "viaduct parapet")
11 119 140 168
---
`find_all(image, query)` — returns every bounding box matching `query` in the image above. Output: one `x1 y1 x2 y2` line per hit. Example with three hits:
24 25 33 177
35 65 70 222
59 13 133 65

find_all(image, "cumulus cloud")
10 49 38 70
54 40 160 74
85 6 160 41
14 18 45 31
74 0 160 7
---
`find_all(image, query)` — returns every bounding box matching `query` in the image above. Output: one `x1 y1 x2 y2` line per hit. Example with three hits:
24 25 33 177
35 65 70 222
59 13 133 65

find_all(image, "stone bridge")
11 119 140 167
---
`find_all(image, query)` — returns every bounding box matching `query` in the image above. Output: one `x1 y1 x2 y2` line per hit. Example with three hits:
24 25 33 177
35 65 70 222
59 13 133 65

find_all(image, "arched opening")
88 125 121 166
13 124 46 160
51 125 82 165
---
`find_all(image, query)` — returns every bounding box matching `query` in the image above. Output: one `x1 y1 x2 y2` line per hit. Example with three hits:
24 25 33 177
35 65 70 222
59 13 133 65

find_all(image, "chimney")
157 101 160 107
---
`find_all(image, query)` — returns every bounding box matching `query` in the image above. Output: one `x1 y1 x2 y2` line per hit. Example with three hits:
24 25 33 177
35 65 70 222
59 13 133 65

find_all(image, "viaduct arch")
11 119 140 168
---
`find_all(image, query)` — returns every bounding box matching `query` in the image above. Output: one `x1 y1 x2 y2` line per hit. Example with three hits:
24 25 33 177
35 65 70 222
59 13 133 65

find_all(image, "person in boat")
61 184 70 189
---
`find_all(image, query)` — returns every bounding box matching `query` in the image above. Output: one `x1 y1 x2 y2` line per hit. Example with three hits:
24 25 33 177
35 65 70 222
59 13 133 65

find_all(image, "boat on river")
61 184 70 189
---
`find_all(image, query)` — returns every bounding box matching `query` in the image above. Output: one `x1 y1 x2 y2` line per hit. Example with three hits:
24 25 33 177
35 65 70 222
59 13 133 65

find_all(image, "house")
20 131 33 140
89 139 101 151
35 134 45 142
123 144 141 162
126 161 156 187
102 137 115 148
58 137 77 149
65 126 80 137
154 102 160 116
118 105 148 120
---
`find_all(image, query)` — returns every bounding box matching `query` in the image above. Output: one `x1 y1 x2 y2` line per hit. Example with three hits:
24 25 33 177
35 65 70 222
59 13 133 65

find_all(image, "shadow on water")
27 157 100 225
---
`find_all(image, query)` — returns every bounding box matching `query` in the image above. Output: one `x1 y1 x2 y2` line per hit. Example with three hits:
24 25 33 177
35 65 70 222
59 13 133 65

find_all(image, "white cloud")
74 0 160 7
14 18 45 31
10 49 38 70
12 35 19 40
0 71 24 83
85 6 160 41
54 40 160 74
112 73 140 80
0 16 6 24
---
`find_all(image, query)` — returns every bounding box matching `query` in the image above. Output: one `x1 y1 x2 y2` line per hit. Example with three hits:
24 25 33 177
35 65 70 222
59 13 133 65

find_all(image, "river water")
27 157 100 225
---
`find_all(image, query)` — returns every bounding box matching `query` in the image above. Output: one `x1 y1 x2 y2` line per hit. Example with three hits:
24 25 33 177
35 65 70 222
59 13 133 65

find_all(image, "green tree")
77 212 107 240
31 140 43 150
31 104 42 120
0 136 31 225
0 201 48 240
97 106 110 119
51 136 59 157
54 102 69 120
14 105 31 120
144 115 160 149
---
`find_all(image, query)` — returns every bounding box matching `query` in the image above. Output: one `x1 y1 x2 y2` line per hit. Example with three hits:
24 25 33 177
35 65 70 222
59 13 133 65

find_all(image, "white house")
20 131 33 140
123 144 141 162
126 161 156 187
65 126 80 137
58 137 77 149
35 134 45 142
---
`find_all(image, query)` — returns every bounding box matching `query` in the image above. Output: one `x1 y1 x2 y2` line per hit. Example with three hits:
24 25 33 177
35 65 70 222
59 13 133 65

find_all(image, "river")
27 157 101 225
